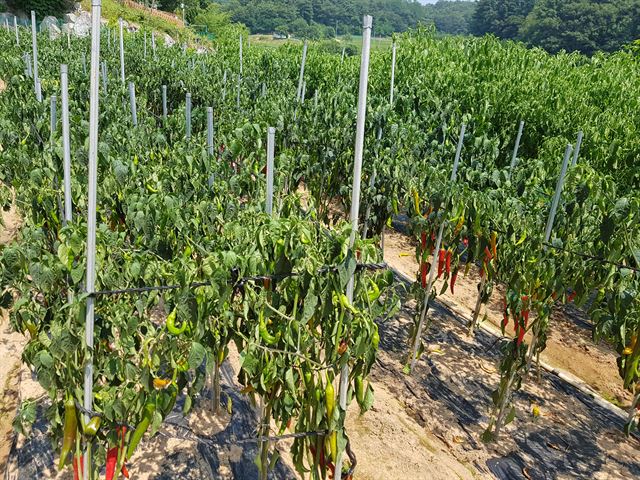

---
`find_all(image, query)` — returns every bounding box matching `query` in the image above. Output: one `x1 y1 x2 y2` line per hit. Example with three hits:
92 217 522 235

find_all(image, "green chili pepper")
166 308 187 335
126 402 156 459
372 325 380 350
355 376 365 405
258 309 280 345
81 415 102 437
58 394 77 470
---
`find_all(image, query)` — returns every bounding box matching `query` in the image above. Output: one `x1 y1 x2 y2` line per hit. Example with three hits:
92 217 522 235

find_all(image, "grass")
80 0 196 44
248 34 393 52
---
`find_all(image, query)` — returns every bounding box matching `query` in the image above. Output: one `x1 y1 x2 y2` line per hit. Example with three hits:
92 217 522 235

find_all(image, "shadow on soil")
376 272 640 480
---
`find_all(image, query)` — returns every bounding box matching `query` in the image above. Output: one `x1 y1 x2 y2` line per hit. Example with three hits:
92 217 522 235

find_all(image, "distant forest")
163 0 640 55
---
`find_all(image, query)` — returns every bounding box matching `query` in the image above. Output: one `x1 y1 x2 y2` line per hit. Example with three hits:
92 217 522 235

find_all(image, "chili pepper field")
1 6 640 480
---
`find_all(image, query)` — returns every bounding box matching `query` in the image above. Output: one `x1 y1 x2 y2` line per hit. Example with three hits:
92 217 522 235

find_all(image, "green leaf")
188 342 206 370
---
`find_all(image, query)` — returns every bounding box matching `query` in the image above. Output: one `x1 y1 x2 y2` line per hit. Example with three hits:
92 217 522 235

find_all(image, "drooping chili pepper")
121 463 130 479
516 326 526 346
325 381 335 422
420 261 427 288
106 446 118 480
490 231 498 258
371 326 380 349
338 293 359 315
329 431 338 463
166 308 187 335
355 376 365 405
450 271 458 294
437 249 446 278
484 246 493 262
72 454 83 480
81 415 101 437
420 231 427 251
445 250 452 276
126 402 156 460
259 309 280 345
58 394 77 470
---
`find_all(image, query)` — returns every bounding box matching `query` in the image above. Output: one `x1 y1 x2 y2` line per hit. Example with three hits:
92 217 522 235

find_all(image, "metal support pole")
335 15 372 478
14 16 19 46
31 11 39 94
301 81 306 104
544 144 573 243
162 85 167 121
296 41 308 103
236 74 241 109
83 2 102 478
185 92 191 140
341 47 346 63
266 127 275 215
390 41 396 104
571 131 583 167
509 120 525 174
119 18 125 83
101 61 107 93
144 31 147 59
129 82 137 126
25 53 32 78
61 65 72 224
222 70 227 102
152 31 156 59
409 124 466 373
207 107 214 156
67 30 71 49
35 78 42 102
50 95 57 142
239 34 243 77
82 52 87 75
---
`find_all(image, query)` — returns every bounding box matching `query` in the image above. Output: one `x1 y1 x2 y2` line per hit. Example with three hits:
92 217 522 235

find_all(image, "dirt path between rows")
382 227 633 408
0 204 26 475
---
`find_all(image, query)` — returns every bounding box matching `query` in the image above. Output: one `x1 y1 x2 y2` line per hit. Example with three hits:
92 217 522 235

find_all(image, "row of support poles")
334 14 373 478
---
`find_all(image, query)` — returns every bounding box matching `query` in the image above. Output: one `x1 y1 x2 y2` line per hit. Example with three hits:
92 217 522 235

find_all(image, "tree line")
471 0 640 55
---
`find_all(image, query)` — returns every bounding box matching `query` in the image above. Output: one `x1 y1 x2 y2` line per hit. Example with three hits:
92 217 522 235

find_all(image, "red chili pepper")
445 251 452 276
450 271 458 294
523 309 530 326
462 237 469 247
73 455 83 480
516 325 526 346
421 262 427 289
567 291 576 303
484 246 493 262
121 463 130 479
437 249 446 278
479 266 485 278
421 231 427 251
106 447 118 480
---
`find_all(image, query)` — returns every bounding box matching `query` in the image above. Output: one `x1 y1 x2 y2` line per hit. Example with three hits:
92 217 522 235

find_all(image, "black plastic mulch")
377 272 640 480
8 362 296 480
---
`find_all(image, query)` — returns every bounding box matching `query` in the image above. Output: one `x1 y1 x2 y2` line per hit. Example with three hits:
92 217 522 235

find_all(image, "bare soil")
0 78 6 94
0 205 25 475
382 227 633 408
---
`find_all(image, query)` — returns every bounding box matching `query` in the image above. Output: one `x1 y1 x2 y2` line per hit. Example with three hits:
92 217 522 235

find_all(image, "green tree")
471 0 535 39
8 0 71 17
520 0 640 55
